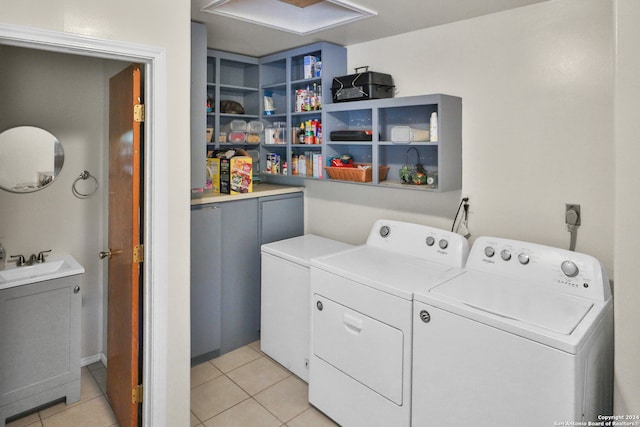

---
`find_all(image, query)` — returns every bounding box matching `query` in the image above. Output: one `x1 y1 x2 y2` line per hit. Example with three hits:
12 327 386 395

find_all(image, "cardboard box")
208 149 253 194
206 158 220 192
304 56 316 80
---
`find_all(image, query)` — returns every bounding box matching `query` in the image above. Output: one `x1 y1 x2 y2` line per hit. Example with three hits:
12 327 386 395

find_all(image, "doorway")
0 24 170 427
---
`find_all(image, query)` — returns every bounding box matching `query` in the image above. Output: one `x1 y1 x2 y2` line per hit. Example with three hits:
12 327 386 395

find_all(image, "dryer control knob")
439 239 448 249
419 310 431 323
500 249 512 261
518 253 530 265
426 236 435 246
561 260 579 278
379 225 391 238
484 247 495 257
316 301 323 311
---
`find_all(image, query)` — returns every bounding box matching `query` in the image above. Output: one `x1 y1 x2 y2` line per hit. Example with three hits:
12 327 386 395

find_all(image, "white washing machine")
261 234 352 382
412 236 614 426
309 220 469 427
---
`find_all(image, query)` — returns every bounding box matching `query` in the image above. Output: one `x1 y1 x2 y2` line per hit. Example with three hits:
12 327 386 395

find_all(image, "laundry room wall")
1 1 192 425
0 46 124 362
305 0 614 275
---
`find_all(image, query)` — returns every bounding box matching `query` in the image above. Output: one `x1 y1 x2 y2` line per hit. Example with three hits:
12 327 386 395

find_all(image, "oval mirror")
0 126 64 193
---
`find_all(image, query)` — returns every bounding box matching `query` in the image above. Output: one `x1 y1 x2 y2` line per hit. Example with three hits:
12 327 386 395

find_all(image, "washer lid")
261 234 353 267
429 273 594 335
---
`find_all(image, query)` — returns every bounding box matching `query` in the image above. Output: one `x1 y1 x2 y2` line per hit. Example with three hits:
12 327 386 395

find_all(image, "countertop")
191 183 305 205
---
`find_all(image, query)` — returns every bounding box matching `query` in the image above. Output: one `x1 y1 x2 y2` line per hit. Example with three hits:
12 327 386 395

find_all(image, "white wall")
0 1 191 426
0 46 128 361
613 0 640 415
307 0 615 276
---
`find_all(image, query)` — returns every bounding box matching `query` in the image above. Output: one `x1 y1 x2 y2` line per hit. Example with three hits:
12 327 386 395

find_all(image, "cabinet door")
0 276 81 406
220 198 260 353
259 192 304 244
190 204 222 361
191 21 207 191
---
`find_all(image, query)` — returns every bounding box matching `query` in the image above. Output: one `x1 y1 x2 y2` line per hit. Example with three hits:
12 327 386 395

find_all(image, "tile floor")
6 361 117 427
190 340 338 427
8 340 338 427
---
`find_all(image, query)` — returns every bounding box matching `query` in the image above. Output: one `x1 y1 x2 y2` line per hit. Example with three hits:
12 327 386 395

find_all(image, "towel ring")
72 170 99 198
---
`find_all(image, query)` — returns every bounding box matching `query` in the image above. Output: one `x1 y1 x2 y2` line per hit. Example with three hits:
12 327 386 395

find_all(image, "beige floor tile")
41 396 116 427
6 411 41 427
226 357 290 396
191 361 223 388
254 376 310 422
90 366 108 394
286 407 339 427
203 398 281 427
210 345 262 373
191 375 249 421
87 361 105 373
80 371 104 401
248 340 262 354
191 411 202 427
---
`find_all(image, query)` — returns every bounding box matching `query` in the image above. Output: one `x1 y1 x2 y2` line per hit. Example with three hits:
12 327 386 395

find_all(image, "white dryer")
412 236 613 426
309 220 469 427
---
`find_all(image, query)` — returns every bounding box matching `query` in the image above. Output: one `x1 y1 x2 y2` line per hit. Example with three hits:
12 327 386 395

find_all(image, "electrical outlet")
565 204 581 227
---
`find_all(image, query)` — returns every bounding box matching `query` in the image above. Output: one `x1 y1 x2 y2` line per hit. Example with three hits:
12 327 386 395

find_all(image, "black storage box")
330 130 373 141
332 67 394 103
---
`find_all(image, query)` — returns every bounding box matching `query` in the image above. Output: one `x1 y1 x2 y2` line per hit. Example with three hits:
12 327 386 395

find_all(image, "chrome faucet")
10 254 26 266
37 250 51 263
9 249 51 267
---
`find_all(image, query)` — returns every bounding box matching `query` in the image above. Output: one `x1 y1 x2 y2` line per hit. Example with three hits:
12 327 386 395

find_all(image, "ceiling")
191 0 550 57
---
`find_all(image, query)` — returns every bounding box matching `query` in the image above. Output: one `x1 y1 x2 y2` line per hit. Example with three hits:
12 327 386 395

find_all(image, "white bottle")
430 112 438 142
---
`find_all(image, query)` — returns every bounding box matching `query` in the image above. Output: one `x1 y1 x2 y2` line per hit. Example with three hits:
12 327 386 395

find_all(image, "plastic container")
390 126 430 143
230 120 248 132
229 132 246 143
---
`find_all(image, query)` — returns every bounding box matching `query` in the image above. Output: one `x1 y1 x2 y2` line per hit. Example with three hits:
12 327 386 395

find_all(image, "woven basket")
324 163 390 183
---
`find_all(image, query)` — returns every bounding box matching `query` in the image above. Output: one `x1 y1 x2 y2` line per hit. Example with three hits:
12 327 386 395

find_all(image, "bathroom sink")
0 255 84 289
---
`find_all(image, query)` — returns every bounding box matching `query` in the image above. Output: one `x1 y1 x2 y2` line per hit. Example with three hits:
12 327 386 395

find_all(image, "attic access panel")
200 0 377 35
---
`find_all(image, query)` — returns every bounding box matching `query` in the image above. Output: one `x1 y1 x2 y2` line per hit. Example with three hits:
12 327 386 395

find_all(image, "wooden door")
106 64 143 427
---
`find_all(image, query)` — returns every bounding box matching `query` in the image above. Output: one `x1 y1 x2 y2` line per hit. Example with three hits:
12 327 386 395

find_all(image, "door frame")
0 23 169 427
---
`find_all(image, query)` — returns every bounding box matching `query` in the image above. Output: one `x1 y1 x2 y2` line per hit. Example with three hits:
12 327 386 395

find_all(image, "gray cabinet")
323 94 462 192
259 42 347 183
0 276 81 426
190 192 303 362
260 193 304 244
219 198 260 354
190 204 222 363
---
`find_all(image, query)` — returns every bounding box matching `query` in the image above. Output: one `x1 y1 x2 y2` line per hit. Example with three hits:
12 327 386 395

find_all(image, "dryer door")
312 294 404 405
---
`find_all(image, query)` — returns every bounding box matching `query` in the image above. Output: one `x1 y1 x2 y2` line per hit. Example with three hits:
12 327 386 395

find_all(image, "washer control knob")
484 247 495 258
561 260 579 278
426 236 435 246
379 225 391 238
316 300 323 311
500 249 512 261
518 253 530 265
419 310 431 323
439 239 448 250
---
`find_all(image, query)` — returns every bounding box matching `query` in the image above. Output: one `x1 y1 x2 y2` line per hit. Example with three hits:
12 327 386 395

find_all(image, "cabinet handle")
73 286 80 294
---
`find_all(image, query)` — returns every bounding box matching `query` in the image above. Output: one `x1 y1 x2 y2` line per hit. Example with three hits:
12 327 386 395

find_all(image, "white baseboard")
81 353 107 368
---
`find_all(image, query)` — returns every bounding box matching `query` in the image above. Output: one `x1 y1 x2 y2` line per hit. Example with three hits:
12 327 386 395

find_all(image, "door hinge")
133 244 144 263
134 103 145 122
132 384 143 404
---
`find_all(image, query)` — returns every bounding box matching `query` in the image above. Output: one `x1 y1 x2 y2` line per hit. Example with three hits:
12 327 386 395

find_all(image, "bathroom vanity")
0 255 84 426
